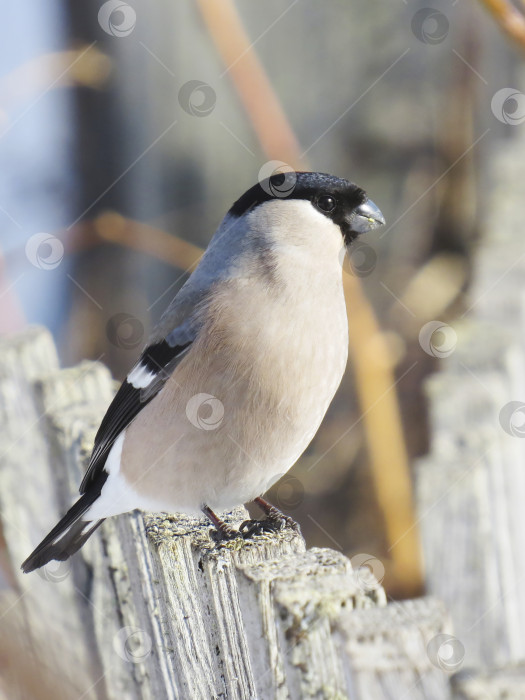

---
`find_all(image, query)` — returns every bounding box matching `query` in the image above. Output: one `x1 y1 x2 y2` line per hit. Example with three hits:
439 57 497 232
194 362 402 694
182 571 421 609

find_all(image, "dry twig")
477 0 525 49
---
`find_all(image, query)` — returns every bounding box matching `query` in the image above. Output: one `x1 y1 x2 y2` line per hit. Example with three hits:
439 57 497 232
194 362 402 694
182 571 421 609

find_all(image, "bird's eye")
317 194 337 213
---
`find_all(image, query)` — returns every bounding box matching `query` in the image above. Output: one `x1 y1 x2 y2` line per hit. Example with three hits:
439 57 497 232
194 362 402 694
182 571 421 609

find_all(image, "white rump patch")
85 431 169 519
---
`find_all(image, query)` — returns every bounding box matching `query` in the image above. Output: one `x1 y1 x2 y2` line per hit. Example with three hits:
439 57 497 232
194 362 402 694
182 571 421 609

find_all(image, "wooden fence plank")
0 326 456 699
0 327 103 699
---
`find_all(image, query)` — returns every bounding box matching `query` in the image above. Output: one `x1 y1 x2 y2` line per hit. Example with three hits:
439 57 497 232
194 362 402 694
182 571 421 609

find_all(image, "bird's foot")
250 496 301 535
239 517 280 538
278 513 301 533
239 513 300 539
209 524 242 543
202 503 242 543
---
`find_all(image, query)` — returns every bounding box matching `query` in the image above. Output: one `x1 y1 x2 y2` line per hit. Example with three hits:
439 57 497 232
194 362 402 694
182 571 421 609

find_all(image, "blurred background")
1 0 523 600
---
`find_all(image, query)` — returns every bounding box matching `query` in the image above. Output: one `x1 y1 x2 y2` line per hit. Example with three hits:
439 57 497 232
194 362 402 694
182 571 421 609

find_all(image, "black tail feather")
22 475 107 573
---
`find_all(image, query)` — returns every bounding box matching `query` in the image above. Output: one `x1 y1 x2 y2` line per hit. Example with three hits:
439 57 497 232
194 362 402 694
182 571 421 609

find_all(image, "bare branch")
478 0 525 50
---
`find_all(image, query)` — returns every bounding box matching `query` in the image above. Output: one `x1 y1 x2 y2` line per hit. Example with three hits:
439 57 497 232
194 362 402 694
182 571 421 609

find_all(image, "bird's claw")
239 515 300 539
280 514 301 533
209 525 242 543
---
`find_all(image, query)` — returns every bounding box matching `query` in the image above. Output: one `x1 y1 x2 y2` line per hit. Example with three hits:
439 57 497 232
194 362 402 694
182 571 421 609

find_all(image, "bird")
22 171 384 573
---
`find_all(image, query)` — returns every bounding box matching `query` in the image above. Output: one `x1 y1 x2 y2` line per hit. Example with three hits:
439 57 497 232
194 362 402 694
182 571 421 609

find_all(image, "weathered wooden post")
0 326 453 699
416 129 525 695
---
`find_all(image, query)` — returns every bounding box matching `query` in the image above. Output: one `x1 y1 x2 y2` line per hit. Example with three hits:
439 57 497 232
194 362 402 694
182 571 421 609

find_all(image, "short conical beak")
348 198 385 235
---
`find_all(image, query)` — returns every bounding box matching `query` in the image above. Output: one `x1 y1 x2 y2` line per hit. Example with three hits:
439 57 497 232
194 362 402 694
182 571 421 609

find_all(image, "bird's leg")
254 496 301 531
240 496 300 538
201 504 241 542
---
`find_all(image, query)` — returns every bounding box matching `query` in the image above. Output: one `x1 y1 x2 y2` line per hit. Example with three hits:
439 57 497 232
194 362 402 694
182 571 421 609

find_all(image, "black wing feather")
79 339 192 494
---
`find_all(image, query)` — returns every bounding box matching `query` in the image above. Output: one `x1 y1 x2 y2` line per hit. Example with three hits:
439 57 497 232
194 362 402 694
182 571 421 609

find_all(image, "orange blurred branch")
477 0 525 49
196 0 304 168
343 273 421 596
93 212 203 271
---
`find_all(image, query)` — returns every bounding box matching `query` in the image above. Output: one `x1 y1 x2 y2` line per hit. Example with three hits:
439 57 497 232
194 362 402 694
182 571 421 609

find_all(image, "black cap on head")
228 171 384 243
